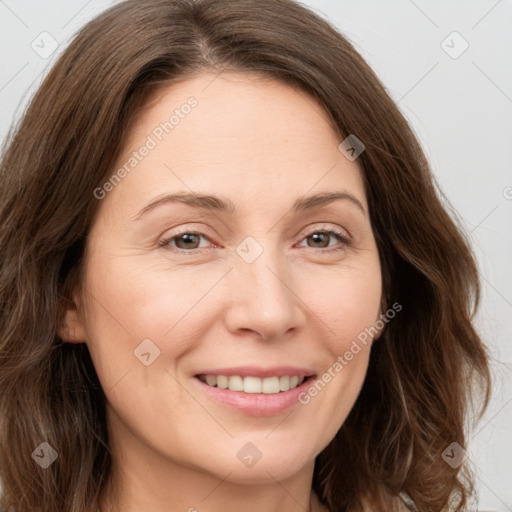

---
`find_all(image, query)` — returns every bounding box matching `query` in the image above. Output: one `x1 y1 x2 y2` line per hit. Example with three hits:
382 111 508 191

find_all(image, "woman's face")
66 72 383 484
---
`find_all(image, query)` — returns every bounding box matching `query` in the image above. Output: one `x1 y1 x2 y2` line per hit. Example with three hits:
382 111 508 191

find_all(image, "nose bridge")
225 235 304 339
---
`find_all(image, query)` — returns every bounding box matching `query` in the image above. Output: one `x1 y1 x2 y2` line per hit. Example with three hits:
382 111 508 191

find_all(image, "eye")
296 227 351 253
159 230 213 253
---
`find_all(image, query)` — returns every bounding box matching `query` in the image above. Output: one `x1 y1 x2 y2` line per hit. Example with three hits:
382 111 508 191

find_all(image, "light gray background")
1 1 511 510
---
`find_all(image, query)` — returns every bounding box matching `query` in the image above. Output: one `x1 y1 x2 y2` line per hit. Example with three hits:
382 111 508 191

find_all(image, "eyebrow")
133 190 366 220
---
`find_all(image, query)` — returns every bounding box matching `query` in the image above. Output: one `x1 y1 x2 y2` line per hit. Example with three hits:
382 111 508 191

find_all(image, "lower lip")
193 376 315 416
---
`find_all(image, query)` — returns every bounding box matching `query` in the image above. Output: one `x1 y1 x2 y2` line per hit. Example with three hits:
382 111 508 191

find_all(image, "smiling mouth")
196 374 315 394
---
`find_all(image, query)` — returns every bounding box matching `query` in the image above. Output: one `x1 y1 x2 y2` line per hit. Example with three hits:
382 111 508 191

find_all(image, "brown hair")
0 0 491 510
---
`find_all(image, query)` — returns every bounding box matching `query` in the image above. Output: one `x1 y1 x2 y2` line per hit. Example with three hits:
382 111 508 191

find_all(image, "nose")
222 240 307 342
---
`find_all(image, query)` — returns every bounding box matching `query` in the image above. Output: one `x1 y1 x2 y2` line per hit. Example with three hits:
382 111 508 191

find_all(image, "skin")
60 72 383 512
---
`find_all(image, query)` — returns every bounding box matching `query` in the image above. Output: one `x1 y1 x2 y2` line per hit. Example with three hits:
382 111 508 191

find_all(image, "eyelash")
158 225 351 255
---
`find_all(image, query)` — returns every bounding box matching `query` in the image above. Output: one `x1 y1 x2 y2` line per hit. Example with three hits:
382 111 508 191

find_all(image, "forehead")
100 71 367 216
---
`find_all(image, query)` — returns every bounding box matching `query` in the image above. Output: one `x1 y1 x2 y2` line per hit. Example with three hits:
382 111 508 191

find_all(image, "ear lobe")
58 294 87 343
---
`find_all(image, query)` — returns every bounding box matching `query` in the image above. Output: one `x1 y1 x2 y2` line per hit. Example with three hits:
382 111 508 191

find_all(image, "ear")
57 291 87 343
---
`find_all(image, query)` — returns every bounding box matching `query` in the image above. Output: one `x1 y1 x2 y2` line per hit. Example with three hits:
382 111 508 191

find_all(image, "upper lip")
194 366 316 379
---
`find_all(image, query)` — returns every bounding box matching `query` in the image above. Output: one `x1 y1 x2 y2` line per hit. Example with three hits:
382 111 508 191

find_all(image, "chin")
196 441 317 484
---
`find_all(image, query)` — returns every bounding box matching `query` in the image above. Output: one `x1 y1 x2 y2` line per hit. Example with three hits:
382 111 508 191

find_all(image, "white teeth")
228 375 244 392
205 375 217 386
279 375 290 391
244 376 262 393
217 375 229 389
261 376 280 394
200 374 306 394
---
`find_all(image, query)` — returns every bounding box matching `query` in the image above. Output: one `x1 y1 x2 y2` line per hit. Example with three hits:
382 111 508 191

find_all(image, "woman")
0 0 491 511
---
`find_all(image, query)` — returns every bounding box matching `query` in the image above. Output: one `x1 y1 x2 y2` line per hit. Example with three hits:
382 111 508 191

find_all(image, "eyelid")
300 222 350 240
158 223 216 242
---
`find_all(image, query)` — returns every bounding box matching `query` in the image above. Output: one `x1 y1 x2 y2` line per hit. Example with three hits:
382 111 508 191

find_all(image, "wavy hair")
0 0 491 510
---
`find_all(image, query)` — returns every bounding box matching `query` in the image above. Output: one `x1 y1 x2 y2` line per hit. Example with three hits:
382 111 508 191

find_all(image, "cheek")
304 260 383 349
295 262 382 448
80 252 228 382
79 255 230 456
